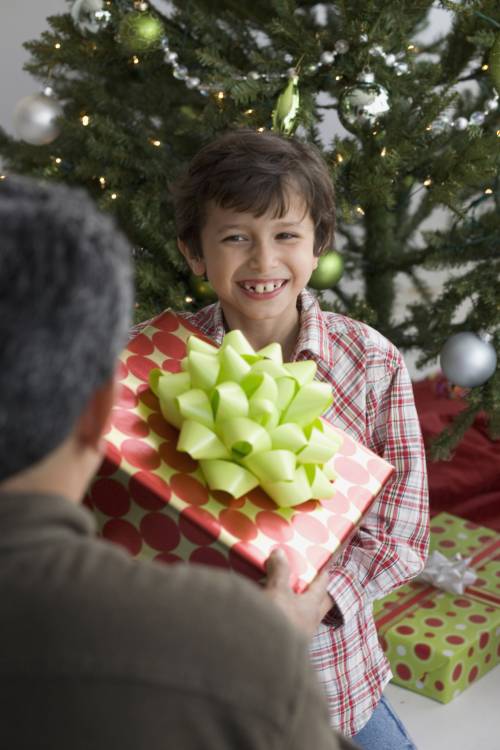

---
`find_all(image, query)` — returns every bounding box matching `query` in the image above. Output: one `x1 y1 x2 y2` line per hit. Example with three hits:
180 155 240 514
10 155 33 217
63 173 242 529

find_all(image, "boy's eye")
276 232 298 240
222 234 247 243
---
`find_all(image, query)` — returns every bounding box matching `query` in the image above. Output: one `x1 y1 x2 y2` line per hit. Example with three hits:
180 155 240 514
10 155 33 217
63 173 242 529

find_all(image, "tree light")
423 178 432 187
132 56 140 65
185 296 193 303
484 188 493 195
54 42 61 50
81 114 90 126
111 192 118 200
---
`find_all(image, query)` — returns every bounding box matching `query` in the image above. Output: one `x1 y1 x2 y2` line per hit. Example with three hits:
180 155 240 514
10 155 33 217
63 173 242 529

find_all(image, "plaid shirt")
131 289 429 737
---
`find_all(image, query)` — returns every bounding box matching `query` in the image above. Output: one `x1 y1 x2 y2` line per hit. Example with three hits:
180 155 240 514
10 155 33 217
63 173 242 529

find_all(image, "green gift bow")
149 330 342 507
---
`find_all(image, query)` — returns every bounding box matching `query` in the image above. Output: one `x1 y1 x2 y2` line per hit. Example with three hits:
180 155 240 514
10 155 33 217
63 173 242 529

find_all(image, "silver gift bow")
417 550 477 595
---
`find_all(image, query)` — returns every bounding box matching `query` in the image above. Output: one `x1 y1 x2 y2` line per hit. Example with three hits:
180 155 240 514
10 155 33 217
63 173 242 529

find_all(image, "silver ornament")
14 93 63 145
440 332 497 388
71 0 111 35
339 81 390 130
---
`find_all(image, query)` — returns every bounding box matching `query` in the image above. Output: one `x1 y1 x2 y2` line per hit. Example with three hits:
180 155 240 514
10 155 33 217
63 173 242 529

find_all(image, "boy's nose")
248 240 278 272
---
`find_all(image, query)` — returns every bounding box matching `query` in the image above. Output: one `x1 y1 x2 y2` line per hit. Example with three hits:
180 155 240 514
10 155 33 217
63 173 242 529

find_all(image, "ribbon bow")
417 550 477 595
149 330 342 507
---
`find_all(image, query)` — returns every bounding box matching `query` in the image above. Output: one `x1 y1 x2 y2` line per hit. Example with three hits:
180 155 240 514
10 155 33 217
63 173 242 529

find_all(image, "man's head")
174 129 336 261
0 177 133 483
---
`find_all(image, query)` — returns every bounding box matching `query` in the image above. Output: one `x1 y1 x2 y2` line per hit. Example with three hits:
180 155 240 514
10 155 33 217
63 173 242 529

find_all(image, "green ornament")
489 32 500 95
189 274 218 303
118 12 164 53
308 251 344 290
272 75 300 135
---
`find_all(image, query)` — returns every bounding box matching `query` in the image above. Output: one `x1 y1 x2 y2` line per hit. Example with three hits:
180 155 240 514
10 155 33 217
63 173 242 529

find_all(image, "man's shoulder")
3 531 307 724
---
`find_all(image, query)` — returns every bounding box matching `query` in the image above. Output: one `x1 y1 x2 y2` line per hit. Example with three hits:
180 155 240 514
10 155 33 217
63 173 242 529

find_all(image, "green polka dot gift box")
84 310 394 593
373 512 500 703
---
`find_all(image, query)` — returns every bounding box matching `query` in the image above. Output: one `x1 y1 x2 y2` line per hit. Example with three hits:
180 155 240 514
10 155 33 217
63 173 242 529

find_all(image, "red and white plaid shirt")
132 289 429 736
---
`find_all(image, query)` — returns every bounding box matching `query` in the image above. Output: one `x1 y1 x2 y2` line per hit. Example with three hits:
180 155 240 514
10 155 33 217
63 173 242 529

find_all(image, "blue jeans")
352 695 417 749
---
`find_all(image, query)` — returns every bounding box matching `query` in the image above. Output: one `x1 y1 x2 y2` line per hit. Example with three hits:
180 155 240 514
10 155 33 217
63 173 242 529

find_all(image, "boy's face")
181 192 318 334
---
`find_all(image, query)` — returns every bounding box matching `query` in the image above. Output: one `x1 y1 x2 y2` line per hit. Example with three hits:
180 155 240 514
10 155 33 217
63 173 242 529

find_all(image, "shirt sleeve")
324 355 429 626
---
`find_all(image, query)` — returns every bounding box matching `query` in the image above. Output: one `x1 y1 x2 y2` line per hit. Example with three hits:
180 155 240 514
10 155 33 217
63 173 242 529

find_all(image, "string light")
150 139 161 147
0 175 5 180
216 91 225 100
423 178 432 187
257 127 265 132
484 188 493 194
54 42 61 50
185 296 193 303
110 192 118 200
132 56 140 65
497 130 500 138
481 64 489 71
81 114 90 126
355 206 365 216
380 147 387 157
336 153 344 163
244 109 254 115
99 176 106 188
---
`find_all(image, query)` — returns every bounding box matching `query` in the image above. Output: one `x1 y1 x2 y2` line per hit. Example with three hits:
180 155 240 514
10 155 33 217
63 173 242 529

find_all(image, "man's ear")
76 376 117 452
178 238 205 276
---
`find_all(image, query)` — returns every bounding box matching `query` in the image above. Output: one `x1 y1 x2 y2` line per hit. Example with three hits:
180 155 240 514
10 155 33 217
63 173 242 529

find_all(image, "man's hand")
263 548 335 639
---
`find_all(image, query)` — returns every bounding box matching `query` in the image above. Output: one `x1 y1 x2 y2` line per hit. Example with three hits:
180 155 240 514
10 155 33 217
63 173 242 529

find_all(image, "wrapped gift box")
373 512 500 702
85 310 394 592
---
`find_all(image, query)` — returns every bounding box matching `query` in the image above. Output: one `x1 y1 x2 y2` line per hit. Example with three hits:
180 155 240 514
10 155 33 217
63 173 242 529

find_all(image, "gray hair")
0 176 133 481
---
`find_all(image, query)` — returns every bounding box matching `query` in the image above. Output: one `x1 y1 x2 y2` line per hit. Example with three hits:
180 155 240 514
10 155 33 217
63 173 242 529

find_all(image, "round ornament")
308 251 344 290
14 92 63 146
440 332 497 388
71 0 111 35
118 11 164 53
339 81 390 131
489 32 500 95
189 274 218 303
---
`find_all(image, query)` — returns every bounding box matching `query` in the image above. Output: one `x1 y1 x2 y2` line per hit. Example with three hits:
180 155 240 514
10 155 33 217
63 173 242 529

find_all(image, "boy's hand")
263 548 334 639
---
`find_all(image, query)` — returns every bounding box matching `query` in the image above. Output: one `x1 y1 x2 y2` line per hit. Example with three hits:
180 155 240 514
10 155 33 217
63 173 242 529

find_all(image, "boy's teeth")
242 281 284 293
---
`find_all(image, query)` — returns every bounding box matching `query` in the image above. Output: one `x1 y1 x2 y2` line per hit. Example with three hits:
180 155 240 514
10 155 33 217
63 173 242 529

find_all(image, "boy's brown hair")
173 129 336 259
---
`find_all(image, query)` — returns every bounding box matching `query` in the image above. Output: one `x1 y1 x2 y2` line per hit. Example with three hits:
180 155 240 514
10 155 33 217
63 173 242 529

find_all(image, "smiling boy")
134 129 429 746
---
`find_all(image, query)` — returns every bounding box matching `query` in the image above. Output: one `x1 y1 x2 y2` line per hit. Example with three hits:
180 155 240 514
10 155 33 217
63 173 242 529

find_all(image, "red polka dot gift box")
373 512 500 703
84 310 395 593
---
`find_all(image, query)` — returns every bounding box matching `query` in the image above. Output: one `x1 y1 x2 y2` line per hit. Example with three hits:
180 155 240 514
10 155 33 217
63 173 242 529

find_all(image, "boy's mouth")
237 279 289 296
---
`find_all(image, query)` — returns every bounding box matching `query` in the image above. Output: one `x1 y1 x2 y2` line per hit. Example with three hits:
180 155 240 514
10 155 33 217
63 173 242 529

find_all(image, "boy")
0 176 350 750
136 129 428 745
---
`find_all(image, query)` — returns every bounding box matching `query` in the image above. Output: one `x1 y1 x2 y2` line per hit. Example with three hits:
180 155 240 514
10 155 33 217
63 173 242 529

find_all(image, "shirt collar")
293 289 334 367
204 289 333 366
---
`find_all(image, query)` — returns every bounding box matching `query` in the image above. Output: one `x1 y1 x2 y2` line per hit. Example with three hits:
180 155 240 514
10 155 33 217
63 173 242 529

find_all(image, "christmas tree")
1 0 499 456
